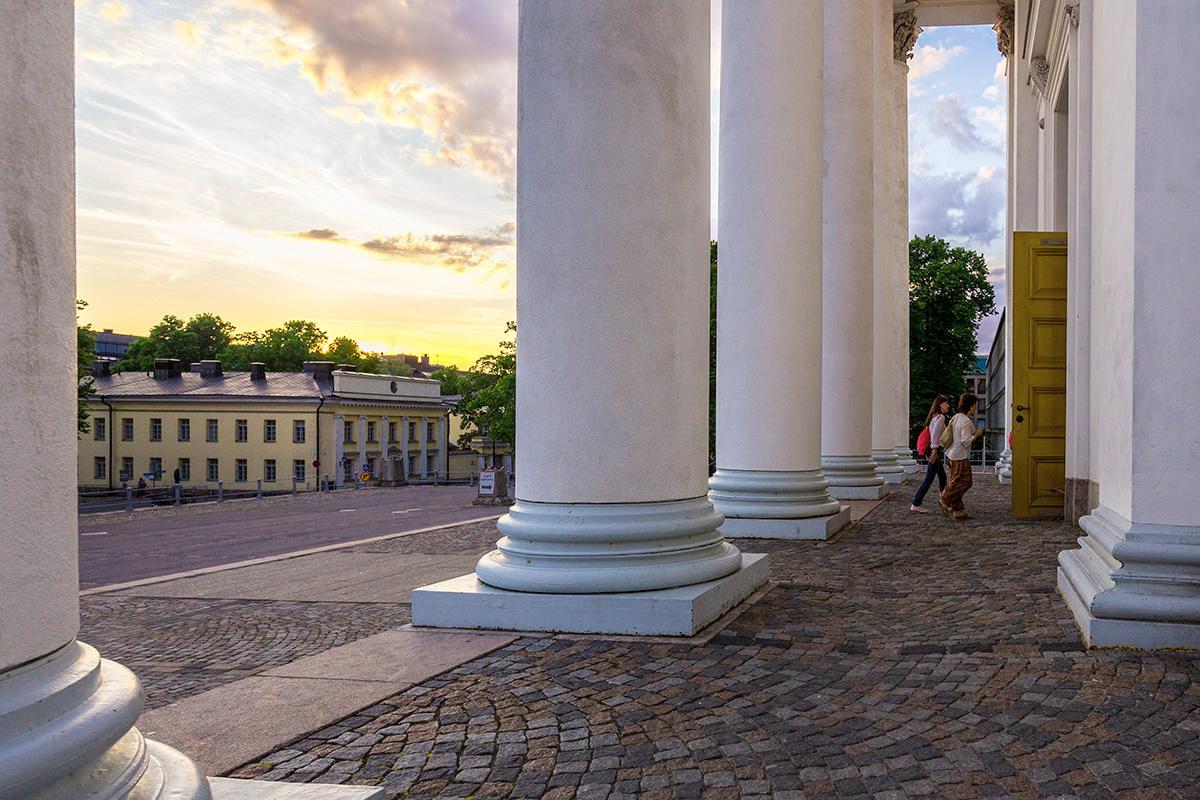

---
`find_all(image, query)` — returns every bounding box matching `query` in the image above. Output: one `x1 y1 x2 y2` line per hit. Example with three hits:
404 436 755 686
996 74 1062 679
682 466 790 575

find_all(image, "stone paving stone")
110 481 1200 798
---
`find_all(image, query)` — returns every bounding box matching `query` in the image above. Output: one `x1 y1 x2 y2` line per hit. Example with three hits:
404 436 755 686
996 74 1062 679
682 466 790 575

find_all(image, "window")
235 419 248 443
235 458 248 482
426 421 435 442
426 454 435 474
122 418 134 441
206 458 219 482
343 420 354 444
367 421 377 442
264 459 277 482
293 459 306 482
120 457 133 480
206 419 219 442
150 418 162 442
178 417 190 442
179 458 190 482
94 457 106 480
264 419 276 443
408 421 417 442
388 421 397 442
94 417 106 441
292 419 306 443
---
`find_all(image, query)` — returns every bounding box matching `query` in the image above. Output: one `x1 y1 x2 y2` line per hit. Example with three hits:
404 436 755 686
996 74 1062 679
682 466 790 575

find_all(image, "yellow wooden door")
1011 232 1067 518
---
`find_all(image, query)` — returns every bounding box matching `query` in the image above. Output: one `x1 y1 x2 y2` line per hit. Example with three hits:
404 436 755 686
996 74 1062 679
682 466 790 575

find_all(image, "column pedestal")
872 449 905 484
822 456 889 500
710 470 850 540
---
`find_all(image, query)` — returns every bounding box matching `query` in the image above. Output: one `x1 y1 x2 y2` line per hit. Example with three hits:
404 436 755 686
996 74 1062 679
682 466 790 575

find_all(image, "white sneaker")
909 505 927 514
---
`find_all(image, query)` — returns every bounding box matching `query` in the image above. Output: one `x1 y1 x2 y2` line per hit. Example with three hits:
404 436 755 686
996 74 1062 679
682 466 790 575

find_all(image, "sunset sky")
76 1 1006 366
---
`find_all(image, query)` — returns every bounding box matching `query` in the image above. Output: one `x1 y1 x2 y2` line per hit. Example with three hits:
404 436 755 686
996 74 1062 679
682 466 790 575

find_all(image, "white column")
400 415 409 479
892 22 917 469
707 0 848 540
357 414 367 477
380 415 390 461
333 413 345 487
418 416 428 478
413 0 769 633
0 4 209 795
870 0 904 485
1058 0 1200 649
439 415 449 478
820 0 887 500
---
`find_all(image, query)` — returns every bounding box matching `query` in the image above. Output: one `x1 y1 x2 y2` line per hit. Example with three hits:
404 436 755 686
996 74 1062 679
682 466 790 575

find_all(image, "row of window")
341 419 437 445
95 417 307 444
94 456 307 483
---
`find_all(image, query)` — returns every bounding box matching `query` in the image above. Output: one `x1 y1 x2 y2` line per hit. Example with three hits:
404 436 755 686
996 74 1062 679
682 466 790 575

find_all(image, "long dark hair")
923 395 948 428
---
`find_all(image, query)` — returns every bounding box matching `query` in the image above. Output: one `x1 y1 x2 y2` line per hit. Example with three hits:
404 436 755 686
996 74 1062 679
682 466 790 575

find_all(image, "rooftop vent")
335 363 357 373
198 359 223 378
89 360 111 378
249 362 267 381
152 358 182 380
303 361 335 376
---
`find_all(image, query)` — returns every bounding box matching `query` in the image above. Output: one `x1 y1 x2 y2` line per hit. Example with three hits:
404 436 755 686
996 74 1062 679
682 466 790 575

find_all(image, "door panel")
1012 232 1068 518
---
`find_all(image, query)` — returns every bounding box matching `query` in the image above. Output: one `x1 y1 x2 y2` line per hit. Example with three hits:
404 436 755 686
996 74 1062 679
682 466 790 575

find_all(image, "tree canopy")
907 234 996 440
118 314 384 373
77 300 95 436
450 322 516 448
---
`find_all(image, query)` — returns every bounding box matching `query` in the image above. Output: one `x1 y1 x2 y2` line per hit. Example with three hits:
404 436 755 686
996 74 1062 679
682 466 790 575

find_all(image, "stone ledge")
828 484 890 500
412 553 769 636
209 777 385 799
720 507 851 541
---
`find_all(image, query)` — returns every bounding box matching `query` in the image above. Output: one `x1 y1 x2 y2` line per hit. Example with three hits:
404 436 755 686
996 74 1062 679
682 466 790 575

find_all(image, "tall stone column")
870 0 904 485
357 415 367 477
380 415 390 460
893 10 919 470
400 415 409 479
821 0 887 500
708 0 849 540
333 413 345 487
2 4 191 797
418 417 428 478
413 0 766 636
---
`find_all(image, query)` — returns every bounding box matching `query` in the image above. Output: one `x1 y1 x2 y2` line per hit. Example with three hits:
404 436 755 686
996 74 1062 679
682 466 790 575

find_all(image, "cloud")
242 0 517 195
910 166 1005 247
174 20 206 47
928 93 1003 154
293 221 515 275
98 1 131 21
908 43 965 91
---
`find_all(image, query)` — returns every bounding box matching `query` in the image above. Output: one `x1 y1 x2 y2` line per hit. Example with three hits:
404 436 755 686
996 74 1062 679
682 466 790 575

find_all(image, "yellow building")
80 360 452 491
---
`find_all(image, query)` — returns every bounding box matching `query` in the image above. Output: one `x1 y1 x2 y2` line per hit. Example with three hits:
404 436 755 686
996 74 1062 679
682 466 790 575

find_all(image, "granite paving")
221 480 1200 799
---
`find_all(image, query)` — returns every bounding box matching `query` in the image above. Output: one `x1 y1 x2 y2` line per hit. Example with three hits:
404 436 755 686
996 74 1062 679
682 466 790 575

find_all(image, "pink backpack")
916 426 932 456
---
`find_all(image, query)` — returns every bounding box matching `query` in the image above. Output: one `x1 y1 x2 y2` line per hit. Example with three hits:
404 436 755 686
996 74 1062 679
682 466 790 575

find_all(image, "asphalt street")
78 485 497 589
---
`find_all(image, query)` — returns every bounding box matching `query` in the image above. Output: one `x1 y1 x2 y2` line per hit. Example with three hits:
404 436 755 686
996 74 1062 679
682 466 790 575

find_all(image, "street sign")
479 469 496 496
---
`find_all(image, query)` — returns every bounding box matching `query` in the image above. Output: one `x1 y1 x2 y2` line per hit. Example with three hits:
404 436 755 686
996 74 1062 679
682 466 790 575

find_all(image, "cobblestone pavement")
228 481 1200 799
80 597 412 709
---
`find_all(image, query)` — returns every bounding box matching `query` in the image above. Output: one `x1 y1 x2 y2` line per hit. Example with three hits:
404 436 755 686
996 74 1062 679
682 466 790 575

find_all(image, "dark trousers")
912 458 947 506
941 458 974 511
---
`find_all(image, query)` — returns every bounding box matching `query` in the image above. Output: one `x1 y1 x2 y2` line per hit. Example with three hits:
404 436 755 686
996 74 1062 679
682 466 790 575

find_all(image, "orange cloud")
293 222 515 275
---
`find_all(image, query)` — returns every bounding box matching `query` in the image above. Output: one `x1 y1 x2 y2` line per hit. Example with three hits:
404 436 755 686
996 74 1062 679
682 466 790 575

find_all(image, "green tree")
908 234 996 442
119 312 234 371
454 323 516 448
219 320 327 371
430 366 466 396
323 336 383 373
77 300 95 436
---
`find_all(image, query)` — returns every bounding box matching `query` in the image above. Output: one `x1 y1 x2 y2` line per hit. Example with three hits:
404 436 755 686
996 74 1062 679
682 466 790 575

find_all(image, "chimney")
335 363 357 373
89 360 111 378
421 354 430 366
152 358 182 380
303 361 335 376
249 362 267 381
198 359 223 378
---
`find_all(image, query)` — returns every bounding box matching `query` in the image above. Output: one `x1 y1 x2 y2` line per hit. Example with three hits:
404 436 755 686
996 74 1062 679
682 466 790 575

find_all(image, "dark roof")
91 370 331 400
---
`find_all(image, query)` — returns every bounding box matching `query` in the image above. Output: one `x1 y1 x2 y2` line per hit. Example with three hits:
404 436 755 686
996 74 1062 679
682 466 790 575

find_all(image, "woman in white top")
939 393 983 519
910 395 951 513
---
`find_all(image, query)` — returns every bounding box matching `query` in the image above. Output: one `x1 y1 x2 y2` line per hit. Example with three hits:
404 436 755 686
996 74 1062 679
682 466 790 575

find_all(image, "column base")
821 454 886 500
827 483 890 500
412 553 769 636
209 776 385 799
894 445 918 470
719 506 850 540
1057 505 1200 649
476 497 742 594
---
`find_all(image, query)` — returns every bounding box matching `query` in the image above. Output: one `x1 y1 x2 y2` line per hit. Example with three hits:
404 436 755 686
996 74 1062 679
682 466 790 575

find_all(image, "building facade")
92 327 140 362
81 360 451 492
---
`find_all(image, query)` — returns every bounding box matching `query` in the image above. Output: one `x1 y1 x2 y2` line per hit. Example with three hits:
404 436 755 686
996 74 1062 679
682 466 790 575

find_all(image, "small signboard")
479 469 497 497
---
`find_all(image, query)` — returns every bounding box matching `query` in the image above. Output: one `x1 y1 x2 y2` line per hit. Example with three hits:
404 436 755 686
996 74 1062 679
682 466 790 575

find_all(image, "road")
78 485 498 589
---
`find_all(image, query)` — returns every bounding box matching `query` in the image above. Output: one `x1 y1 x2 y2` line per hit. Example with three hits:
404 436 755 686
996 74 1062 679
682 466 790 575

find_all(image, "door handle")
1016 404 1029 411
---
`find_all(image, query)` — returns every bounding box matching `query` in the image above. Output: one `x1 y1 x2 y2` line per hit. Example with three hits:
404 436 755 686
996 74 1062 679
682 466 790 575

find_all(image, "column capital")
893 9 920 63
995 1 1015 56
1030 55 1051 97
1065 0 1080 28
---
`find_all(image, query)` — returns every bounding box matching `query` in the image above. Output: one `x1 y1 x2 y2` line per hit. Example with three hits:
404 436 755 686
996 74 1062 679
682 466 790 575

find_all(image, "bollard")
217 480 224 502
256 479 263 499
174 483 181 506
125 486 133 512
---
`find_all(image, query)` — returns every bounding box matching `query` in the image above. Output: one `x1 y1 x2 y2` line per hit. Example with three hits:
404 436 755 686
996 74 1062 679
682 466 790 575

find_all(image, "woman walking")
910 395 951 513
940 393 983 519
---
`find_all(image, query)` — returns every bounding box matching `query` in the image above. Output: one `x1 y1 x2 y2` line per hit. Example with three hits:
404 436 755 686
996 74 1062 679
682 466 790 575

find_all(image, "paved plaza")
82 480 1200 799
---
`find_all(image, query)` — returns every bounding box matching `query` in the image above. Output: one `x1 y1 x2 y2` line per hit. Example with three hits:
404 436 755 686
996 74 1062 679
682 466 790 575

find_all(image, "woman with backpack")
940 393 984 519
910 395 951 513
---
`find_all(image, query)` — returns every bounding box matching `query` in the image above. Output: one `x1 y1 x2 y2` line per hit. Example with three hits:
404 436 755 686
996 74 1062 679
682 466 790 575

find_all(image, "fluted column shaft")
821 0 887 500
893 54 917 468
475 0 742 593
708 0 847 539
